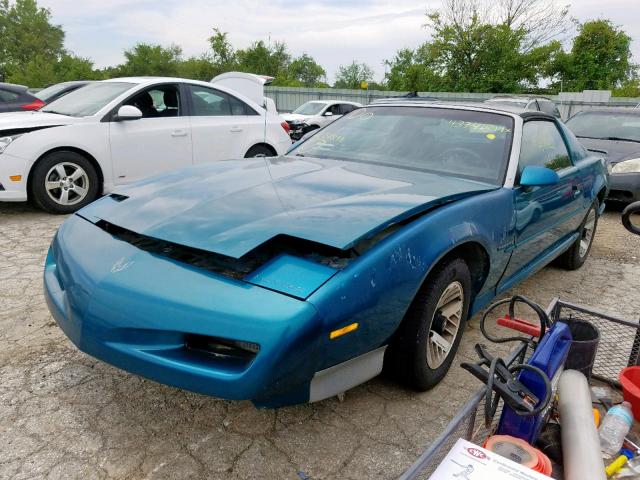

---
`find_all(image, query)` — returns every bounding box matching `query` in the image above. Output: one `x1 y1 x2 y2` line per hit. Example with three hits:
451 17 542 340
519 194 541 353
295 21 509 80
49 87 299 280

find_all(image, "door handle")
171 129 188 137
230 126 243 133
572 185 581 197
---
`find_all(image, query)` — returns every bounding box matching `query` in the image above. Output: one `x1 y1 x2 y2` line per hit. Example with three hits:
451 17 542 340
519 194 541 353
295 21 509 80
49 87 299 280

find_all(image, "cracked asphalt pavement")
1 203 639 479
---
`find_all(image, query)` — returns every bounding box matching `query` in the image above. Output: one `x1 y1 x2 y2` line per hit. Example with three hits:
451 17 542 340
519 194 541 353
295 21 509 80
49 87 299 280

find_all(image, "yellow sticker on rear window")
486 133 496 140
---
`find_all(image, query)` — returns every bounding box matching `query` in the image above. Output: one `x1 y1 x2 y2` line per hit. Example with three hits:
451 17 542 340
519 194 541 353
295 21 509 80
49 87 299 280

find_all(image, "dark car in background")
566 108 640 203
32 80 93 106
0 82 44 112
485 95 561 118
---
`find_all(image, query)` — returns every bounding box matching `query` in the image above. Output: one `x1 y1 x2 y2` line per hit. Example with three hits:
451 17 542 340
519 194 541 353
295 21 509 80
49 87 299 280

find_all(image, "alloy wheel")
427 281 464 369
579 208 597 258
44 162 90 206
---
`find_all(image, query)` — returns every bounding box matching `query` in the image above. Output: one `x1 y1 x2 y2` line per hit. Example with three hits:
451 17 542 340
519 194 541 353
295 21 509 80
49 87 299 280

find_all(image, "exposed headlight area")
185 334 260 368
0 134 22 154
612 158 640 174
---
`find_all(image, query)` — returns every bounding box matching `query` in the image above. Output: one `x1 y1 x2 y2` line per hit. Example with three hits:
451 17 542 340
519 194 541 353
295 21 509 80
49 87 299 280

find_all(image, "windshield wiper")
577 135 640 143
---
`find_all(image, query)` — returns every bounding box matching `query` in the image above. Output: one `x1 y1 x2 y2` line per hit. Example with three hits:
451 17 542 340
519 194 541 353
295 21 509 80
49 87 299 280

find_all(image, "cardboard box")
429 438 550 479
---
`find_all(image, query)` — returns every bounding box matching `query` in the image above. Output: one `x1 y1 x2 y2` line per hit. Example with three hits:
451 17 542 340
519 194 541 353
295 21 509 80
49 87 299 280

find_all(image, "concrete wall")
264 86 640 120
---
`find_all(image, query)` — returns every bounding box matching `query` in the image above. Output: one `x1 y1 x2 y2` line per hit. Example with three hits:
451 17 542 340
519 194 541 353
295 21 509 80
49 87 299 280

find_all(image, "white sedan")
0 77 292 213
282 100 361 139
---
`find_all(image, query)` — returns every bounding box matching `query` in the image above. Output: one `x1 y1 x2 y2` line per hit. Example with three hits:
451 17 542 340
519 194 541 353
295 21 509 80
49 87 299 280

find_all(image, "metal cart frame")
401 297 640 479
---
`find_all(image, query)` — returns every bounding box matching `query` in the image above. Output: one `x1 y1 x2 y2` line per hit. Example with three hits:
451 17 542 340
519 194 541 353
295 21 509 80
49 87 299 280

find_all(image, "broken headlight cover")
612 158 640 174
0 134 22 154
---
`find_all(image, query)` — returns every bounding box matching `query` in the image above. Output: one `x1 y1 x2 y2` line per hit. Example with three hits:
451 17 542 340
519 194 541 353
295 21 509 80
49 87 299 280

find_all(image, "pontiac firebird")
44 102 608 408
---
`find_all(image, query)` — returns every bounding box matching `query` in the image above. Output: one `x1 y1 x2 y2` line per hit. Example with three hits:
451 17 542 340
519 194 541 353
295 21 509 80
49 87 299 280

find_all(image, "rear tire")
244 144 276 158
556 200 599 270
385 258 471 390
30 151 99 214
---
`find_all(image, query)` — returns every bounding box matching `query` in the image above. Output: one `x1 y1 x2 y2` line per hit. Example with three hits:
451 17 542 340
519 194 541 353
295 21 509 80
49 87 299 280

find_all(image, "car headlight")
0 134 22 154
612 158 640 174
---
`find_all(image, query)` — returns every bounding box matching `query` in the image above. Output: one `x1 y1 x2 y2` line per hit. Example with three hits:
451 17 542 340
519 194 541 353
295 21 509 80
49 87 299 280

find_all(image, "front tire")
556 200 599 270
30 151 99 214
386 258 472 390
244 144 275 158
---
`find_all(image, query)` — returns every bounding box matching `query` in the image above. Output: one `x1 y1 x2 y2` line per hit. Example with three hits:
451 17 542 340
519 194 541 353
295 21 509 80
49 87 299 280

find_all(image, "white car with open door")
281 100 362 140
0 77 291 213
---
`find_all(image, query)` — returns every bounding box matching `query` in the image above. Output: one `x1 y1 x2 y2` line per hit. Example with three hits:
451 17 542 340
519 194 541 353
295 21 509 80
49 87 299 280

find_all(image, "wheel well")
27 147 104 198
246 143 277 157
427 242 490 301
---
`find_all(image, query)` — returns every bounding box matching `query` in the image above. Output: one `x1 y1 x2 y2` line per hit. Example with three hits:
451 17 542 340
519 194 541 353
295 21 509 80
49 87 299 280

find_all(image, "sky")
39 0 640 83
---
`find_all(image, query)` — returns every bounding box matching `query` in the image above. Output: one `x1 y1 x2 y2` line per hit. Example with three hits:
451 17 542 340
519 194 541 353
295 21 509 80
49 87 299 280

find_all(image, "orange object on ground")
484 434 552 476
620 366 640 421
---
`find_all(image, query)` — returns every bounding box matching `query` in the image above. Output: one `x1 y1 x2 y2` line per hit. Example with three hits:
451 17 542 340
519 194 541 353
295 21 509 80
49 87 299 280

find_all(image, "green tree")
552 20 636 91
117 43 183 77
177 55 216 81
334 61 374 89
0 0 65 82
235 40 291 77
287 53 326 87
208 27 237 72
384 47 442 91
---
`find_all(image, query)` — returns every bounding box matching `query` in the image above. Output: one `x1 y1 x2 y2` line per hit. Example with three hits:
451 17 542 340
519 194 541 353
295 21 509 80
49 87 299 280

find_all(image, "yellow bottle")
605 450 633 477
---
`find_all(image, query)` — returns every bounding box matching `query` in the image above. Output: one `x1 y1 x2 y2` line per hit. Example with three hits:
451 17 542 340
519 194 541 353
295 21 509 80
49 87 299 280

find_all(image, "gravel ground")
1 203 639 480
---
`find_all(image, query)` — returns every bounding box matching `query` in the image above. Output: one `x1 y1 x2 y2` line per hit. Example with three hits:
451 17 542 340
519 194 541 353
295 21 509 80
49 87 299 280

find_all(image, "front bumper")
44 214 325 407
608 172 640 203
0 152 29 202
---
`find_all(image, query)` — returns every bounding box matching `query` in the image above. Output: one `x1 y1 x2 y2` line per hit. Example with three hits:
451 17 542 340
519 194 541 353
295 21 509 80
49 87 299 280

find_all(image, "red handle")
496 315 542 337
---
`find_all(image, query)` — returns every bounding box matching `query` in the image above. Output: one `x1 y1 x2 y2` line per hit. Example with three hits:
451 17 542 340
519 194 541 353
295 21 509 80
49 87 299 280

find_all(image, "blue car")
44 102 608 408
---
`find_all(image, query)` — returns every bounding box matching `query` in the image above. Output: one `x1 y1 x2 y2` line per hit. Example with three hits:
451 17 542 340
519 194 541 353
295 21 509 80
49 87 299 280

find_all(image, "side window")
340 104 356 114
328 104 341 115
526 100 540 111
187 85 255 116
0 89 19 103
125 85 181 118
519 121 572 177
539 100 559 117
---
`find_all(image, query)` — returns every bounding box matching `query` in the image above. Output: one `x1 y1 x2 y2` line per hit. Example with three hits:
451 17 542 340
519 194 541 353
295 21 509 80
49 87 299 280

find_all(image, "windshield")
290 106 514 185
36 83 80 103
566 111 640 143
292 102 327 116
41 82 133 117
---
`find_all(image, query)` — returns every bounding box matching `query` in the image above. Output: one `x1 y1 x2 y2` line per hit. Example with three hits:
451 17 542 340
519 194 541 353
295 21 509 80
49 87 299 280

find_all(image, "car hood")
577 137 640 164
282 113 311 122
0 111 79 132
78 156 496 259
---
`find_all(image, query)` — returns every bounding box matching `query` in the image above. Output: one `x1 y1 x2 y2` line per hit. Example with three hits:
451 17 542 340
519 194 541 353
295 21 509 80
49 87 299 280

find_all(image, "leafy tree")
208 27 237 72
334 61 374 89
177 54 217 81
384 47 442 91
0 0 65 83
551 20 636 91
117 43 183 77
235 40 291 77
287 53 326 87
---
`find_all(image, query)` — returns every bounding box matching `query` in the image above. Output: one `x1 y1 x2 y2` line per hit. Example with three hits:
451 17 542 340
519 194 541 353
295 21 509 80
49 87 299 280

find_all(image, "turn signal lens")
9 175 22 182
330 322 359 339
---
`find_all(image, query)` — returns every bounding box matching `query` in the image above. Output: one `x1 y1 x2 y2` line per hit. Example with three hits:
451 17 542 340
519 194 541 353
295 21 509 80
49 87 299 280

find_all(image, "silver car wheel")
45 162 90 206
427 281 464 369
579 208 597 258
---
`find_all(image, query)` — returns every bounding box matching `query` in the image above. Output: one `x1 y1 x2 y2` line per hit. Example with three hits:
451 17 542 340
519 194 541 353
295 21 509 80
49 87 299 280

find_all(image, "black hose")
480 295 550 347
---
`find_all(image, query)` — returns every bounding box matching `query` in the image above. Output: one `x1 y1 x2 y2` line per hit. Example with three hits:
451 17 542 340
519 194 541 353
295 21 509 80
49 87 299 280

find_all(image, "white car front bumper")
0 152 29 202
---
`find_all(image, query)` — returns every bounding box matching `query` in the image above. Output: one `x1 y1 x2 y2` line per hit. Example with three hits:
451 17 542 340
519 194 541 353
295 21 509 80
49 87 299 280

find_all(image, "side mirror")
116 105 142 121
520 166 560 187
323 111 333 117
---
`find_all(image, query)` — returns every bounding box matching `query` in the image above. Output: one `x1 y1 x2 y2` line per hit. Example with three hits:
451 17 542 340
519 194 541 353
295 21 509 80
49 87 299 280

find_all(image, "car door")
109 84 192 184
500 119 585 284
186 84 260 163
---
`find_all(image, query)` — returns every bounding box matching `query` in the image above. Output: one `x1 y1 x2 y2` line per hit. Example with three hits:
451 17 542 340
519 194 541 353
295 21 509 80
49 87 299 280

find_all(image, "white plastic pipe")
558 369 606 480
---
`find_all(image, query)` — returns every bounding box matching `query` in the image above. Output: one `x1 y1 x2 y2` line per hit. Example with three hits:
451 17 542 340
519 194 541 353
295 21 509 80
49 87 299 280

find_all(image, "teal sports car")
44 101 608 407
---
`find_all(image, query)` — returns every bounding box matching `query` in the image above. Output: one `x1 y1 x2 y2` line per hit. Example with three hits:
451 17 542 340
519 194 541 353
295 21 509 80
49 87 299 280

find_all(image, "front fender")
308 188 515 370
